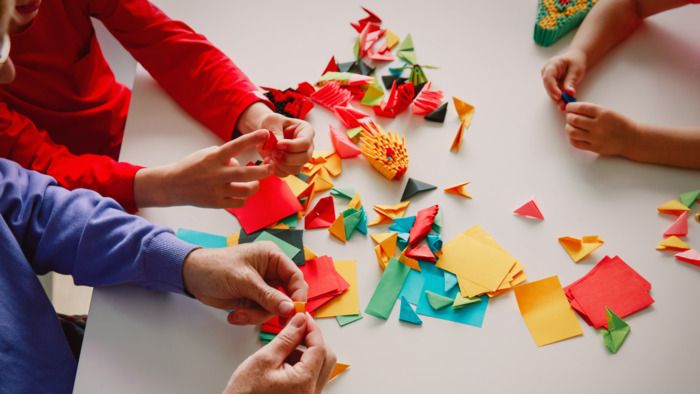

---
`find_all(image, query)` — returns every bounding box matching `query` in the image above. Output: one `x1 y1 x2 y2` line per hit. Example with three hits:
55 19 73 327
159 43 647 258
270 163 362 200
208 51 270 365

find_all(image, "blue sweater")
0 159 197 393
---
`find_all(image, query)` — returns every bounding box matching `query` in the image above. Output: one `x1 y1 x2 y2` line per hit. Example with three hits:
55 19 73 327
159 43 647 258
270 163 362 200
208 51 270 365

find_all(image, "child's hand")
541 49 587 110
258 113 315 177
134 129 273 208
564 102 639 157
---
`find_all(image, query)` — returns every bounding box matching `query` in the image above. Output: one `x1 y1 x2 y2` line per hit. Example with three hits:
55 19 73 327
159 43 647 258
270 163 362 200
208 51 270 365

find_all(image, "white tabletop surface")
74 1 700 393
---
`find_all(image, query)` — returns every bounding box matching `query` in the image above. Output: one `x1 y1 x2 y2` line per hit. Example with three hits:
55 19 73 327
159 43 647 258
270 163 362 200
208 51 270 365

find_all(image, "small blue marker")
561 92 577 104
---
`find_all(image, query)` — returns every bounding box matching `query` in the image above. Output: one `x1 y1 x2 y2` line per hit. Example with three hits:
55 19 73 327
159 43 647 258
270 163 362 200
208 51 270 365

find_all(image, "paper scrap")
679 189 700 209
656 236 690 251
227 176 302 234
328 362 350 383
254 231 301 261
601 307 630 354
514 275 583 347
443 182 472 199
675 249 700 266
514 199 544 220
399 295 423 325
664 211 688 237
365 257 411 319
293 301 306 313
305 196 336 229
401 178 437 201
176 228 227 248
316 260 360 318
336 314 363 327
425 290 453 310
559 235 604 263
657 199 690 215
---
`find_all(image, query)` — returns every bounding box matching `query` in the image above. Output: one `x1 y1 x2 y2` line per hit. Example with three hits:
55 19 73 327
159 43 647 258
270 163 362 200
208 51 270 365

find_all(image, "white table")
74 1 700 393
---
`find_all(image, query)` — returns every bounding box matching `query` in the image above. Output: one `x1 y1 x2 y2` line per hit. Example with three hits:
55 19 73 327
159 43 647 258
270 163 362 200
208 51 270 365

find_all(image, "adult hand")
182 242 308 325
134 129 272 209
541 48 587 110
223 313 337 394
564 102 639 156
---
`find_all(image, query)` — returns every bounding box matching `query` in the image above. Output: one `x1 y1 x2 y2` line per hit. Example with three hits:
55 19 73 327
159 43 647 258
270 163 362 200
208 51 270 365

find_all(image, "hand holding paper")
224 313 337 394
182 242 308 325
258 112 316 177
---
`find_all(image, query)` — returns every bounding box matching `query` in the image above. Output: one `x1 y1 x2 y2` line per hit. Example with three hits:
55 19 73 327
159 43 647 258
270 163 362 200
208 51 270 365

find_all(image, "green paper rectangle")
176 228 227 248
365 258 410 320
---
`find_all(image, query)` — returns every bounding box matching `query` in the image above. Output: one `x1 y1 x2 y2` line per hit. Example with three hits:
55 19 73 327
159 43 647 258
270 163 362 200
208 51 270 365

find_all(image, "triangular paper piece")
399 296 423 325
371 232 396 245
381 75 407 90
389 216 415 233
675 249 700 266
330 187 355 200
450 121 465 153
336 314 362 327
343 209 363 239
679 189 700 209
283 175 311 198
444 272 458 292
348 192 362 210
558 235 604 263
398 247 421 271
327 362 350 383
425 290 452 310
329 214 346 242
330 124 361 159
514 199 544 220
385 29 400 49
322 56 338 76
408 205 439 247
401 178 437 201
452 96 475 126
405 244 435 262
334 105 371 129
304 246 317 261
444 182 471 199
656 236 690 251
424 102 447 123
452 293 481 309
411 81 444 115
397 34 417 64
310 171 334 194
657 199 690 215
361 84 384 107
601 307 630 354
305 196 336 229
664 211 688 237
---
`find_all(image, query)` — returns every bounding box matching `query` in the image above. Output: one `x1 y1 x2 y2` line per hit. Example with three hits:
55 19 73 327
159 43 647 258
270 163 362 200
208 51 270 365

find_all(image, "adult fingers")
264 248 308 302
226 307 273 325
566 113 595 131
565 102 600 118
295 315 327 381
256 313 307 365
218 129 270 159
238 265 296 318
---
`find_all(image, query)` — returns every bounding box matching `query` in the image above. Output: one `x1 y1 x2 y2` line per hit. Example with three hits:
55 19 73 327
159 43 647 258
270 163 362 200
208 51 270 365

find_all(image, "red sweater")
0 0 268 212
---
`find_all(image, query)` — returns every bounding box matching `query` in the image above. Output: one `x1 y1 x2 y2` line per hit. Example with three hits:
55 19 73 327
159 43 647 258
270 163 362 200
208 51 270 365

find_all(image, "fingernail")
279 300 294 316
290 313 305 328
230 312 247 324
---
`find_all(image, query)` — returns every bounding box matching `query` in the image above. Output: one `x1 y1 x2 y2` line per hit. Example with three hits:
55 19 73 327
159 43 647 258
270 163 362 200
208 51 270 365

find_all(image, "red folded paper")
408 205 438 247
227 175 303 234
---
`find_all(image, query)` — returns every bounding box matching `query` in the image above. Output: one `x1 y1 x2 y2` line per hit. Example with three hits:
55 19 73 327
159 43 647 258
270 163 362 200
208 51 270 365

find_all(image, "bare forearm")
236 103 275 135
624 124 700 169
570 0 689 68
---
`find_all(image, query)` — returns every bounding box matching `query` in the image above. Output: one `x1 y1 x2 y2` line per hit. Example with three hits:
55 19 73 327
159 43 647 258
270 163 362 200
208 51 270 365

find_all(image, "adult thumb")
259 313 307 364
243 273 295 317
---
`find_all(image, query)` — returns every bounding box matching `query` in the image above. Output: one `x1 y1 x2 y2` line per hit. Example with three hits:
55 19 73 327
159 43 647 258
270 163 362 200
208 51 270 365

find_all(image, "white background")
75 1 700 393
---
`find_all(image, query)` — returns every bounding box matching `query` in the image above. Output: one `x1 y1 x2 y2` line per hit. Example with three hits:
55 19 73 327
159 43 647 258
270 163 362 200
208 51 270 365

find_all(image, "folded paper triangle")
679 189 700 209
664 211 688 237
227 176 303 234
321 56 338 76
408 205 439 247
328 362 350 382
656 236 690 251
329 124 361 159
450 121 465 153
405 244 435 262
444 272 458 292
657 199 690 215
333 105 371 129
675 249 700 266
411 81 443 115
398 248 421 271
425 290 452 310
329 214 346 242
559 235 604 263
401 178 437 201
424 102 447 123
444 182 471 198
305 196 336 229
601 307 630 354
453 96 475 125
514 199 544 220
452 293 481 309
399 296 423 325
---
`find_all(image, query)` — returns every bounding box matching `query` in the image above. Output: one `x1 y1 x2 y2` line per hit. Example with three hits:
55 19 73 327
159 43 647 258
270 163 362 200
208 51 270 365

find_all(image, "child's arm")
542 0 692 108
564 102 700 169
0 104 272 212
88 0 314 177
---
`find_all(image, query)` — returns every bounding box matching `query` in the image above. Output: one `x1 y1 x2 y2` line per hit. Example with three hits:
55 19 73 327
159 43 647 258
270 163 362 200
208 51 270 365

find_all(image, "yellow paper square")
513 276 583 347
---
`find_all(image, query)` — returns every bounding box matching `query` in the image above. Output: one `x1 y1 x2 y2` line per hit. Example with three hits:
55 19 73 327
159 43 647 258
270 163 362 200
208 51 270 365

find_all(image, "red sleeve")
0 103 142 213
89 0 273 141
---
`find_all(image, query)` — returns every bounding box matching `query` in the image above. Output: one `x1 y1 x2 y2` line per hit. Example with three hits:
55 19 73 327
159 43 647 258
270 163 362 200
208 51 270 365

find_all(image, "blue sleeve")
0 159 197 294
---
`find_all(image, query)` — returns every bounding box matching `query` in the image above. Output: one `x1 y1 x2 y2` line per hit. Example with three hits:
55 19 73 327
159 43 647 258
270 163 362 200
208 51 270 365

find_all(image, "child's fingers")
563 64 584 95
570 138 592 151
218 129 269 159
565 124 589 142
541 64 563 102
566 113 595 131
222 164 272 182
226 181 260 199
279 151 312 167
565 102 600 118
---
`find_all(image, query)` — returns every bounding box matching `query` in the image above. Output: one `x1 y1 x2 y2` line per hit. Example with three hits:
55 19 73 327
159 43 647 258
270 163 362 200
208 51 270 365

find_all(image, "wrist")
182 248 204 297
237 102 275 134
619 120 644 160
134 166 173 208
